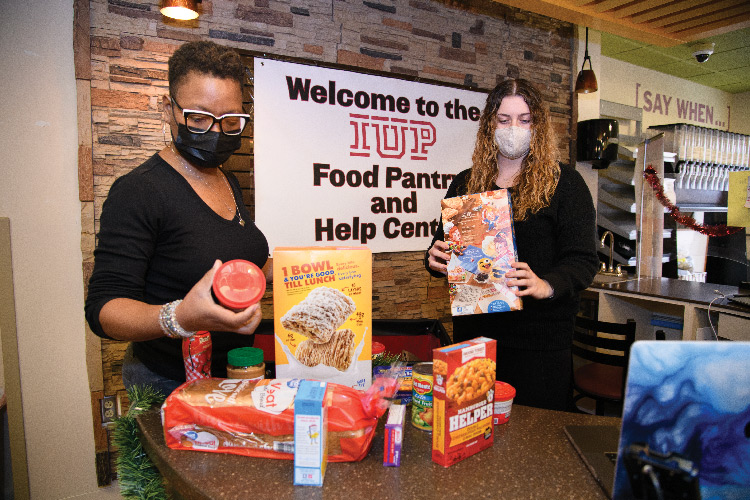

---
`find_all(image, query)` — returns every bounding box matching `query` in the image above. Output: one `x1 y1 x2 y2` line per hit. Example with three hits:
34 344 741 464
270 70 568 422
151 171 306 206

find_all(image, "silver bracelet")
158 300 196 339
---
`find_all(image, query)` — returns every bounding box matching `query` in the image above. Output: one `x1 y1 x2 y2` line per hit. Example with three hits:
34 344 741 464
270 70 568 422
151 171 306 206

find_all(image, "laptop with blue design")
566 341 750 500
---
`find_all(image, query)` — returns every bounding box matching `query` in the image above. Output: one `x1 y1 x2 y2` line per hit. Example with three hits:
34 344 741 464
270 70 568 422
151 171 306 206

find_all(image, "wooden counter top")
137 405 620 500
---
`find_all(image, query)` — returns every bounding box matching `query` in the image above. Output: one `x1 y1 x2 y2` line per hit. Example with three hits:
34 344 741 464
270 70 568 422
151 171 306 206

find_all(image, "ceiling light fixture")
575 27 598 94
160 0 200 21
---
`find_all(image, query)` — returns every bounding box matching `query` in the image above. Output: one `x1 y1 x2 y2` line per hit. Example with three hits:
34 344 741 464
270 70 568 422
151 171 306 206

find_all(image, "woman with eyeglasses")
425 79 598 411
85 41 269 395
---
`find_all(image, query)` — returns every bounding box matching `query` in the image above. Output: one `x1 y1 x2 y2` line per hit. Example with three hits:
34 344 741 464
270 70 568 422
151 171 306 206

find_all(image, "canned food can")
183 331 212 382
411 362 433 431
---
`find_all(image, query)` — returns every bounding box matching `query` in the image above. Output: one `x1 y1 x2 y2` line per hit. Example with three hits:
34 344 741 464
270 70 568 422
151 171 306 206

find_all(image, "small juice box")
383 404 406 466
294 380 328 486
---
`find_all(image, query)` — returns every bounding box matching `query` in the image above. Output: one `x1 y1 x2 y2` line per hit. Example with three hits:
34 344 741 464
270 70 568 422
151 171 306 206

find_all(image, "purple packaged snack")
383 404 406 466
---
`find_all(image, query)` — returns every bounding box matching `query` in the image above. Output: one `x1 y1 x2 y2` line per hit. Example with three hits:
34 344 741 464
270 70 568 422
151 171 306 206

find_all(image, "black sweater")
426 165 598 350
85 153 269 381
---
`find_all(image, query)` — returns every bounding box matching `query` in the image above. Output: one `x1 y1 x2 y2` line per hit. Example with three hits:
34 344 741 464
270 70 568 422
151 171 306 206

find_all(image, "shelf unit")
595 101 676 271
647 124 750 283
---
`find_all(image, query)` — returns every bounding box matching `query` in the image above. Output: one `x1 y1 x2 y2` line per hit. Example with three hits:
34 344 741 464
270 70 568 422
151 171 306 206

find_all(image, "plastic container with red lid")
371 342 386 356
212 259 266 311
493 380 516 425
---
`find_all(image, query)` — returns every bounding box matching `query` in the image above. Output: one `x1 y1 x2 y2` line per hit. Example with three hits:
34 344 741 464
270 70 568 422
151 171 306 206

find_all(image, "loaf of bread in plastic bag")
162 376 397 461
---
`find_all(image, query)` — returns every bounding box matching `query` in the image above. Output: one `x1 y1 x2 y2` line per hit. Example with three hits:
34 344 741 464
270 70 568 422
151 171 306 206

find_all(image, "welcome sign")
254 58 486 253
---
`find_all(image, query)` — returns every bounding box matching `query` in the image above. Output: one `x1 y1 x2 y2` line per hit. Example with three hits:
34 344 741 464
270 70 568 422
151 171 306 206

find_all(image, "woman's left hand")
178 260 263 336
505 261 553 300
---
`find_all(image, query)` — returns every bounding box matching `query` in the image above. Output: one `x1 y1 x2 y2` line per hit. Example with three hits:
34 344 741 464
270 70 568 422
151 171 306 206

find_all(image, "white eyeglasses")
171 97 250 136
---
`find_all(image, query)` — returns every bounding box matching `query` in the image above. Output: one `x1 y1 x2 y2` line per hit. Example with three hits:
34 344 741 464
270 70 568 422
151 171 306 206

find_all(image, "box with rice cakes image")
432 337 496 467
441 189 522 316
273 247 372 390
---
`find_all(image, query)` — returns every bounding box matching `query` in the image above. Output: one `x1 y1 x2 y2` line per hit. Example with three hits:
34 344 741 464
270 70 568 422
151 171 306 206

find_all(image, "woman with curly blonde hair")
426 79 598 411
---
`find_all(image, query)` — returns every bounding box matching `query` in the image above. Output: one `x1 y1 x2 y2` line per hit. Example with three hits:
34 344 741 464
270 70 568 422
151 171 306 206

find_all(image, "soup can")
411 362 433 431
183 331 212 383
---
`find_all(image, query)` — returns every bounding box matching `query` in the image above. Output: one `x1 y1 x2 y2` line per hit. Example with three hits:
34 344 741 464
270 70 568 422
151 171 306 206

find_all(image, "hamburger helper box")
432 337 497 467
273 247 372 390
441 189 522 316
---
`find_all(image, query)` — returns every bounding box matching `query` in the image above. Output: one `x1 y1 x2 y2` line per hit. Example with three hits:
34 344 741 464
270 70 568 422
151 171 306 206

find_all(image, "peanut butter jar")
226 347 265 382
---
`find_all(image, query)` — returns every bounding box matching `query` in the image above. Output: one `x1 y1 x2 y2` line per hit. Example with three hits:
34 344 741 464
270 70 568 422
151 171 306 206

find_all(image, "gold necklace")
169 144 245 227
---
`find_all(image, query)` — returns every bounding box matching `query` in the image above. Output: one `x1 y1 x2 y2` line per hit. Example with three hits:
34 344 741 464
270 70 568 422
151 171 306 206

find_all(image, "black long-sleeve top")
85 153 269 381
426 165 598 350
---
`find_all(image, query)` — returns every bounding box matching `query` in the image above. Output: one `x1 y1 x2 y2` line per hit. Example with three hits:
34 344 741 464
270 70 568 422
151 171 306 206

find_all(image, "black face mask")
172 124 241 169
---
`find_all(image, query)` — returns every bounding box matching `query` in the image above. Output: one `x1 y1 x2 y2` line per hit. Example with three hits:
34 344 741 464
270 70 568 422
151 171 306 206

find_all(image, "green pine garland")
113 385 168 500
371 351 404 368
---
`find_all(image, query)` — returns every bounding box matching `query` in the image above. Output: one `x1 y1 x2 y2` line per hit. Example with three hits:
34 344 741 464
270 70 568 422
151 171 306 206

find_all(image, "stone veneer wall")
79 0 574 478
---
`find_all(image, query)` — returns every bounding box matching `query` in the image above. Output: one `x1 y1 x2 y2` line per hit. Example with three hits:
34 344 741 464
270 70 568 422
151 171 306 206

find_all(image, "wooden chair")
572 316 637 416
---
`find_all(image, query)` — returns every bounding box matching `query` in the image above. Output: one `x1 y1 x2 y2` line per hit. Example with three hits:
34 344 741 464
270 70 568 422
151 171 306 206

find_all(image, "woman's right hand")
427 240 451 275
177 260 262 336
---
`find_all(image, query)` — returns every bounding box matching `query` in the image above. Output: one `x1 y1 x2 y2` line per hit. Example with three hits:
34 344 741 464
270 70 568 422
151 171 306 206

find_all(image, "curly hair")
168 40 245 96
466 79 560 221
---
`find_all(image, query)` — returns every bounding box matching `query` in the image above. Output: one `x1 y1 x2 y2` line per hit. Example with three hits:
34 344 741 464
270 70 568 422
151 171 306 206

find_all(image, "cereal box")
294 380 328 486
432 337 497 467
441 190 522 315
273 247 372 390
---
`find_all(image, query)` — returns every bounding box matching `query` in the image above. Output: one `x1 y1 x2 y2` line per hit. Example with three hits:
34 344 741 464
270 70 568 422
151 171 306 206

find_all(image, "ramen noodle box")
432 337 497 467
183 331 212 382
294 381 328 486
441 190 522 316
162 376 398 461
383 404 406 466
273 247 372 390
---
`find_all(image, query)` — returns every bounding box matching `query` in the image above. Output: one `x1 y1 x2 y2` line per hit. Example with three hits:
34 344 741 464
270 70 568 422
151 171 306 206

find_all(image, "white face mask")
494 126 531 160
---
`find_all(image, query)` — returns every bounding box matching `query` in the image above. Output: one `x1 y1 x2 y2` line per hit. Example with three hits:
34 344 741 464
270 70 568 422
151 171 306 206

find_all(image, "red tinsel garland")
643 165 743 237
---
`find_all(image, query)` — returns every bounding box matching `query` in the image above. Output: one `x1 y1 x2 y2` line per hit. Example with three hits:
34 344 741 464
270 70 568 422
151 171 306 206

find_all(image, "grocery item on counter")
212 259 266 311
273 247 372 390
374 363 413 404
162 374 398 462
183 331 212 383
493 381 515 425
372 346 412 404
383 404 406 467
432 337 497 467
411 362 434 431
294 381 328 486
226 347 265 382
